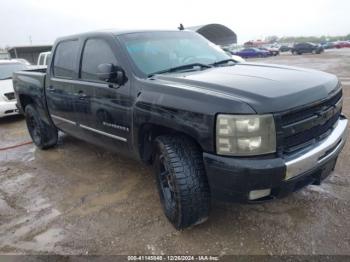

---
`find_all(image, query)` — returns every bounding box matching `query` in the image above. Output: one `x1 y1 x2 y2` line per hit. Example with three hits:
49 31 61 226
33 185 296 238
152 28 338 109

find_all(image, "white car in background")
0 60 27 117
13 58 31 66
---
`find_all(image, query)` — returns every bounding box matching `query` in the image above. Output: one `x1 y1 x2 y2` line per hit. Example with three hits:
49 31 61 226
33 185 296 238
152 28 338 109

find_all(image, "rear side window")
53 40 79 78
80 38 117 82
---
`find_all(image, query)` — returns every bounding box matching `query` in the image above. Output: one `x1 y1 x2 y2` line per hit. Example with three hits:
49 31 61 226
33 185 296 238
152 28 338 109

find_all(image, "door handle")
74 91 88 100
47 86 55 92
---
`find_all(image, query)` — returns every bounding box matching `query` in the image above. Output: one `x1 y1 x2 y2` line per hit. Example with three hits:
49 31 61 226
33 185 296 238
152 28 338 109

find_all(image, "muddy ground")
0 49 350 256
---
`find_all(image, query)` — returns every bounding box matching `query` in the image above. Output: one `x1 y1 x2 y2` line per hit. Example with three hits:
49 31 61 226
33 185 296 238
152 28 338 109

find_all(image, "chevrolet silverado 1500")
13 30 348 229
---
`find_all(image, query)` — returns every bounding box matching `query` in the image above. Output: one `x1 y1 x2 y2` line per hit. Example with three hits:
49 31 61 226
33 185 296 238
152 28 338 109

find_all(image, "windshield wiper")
210 59 237 67
148 63 212 77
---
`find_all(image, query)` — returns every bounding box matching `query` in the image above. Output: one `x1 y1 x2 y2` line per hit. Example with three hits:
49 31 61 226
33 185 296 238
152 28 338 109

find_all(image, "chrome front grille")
276 89 343 155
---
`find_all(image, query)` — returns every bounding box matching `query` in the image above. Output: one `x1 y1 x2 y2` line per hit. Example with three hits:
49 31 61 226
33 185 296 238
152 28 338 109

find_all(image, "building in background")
8 45 52 64
186 24 237 47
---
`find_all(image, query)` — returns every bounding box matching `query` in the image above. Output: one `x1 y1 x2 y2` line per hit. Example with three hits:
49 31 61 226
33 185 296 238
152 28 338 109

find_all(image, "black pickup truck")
13 30 348 229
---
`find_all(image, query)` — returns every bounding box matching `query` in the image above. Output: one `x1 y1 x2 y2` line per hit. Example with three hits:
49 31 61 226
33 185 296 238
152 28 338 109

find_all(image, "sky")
1 0 350 47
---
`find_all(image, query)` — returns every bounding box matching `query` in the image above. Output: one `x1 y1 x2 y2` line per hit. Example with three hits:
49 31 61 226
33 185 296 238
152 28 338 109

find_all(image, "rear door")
71 37 132 153
46 39 80 134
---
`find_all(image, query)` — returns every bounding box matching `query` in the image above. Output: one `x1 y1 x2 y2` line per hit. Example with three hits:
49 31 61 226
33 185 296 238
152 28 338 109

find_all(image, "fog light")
249 189 271 200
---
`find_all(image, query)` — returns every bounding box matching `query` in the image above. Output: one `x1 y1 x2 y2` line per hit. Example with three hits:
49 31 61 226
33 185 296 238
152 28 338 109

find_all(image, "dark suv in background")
292 42 324 55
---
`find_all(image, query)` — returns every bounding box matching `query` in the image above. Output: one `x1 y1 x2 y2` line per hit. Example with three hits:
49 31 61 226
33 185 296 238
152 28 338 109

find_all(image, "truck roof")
55 29 182 42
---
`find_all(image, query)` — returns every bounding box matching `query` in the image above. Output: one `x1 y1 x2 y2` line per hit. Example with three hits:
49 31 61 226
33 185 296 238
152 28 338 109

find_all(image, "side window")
53 40 79 78
81 39 117 82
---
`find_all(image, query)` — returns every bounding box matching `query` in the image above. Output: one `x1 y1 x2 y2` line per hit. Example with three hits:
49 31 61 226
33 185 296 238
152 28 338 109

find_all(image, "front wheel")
153 135 210 230
25 105 58 149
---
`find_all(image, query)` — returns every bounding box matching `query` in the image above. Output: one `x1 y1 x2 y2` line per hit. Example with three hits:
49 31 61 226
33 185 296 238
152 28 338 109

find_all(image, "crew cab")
13 30 348 229
0 60 27 117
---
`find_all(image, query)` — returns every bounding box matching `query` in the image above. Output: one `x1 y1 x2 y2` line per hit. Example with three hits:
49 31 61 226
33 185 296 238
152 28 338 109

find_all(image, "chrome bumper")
285 117 348 180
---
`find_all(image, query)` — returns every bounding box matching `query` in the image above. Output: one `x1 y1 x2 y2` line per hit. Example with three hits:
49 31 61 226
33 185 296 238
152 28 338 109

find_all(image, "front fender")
132 81 255 153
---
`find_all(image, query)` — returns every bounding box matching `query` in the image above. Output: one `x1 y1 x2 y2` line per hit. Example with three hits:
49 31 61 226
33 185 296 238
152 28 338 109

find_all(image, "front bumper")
0 100 19 118
203 117 348 202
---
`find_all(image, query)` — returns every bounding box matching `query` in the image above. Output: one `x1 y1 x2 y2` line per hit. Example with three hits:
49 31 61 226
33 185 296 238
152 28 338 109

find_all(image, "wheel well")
19 95 34 111
138 124 202 164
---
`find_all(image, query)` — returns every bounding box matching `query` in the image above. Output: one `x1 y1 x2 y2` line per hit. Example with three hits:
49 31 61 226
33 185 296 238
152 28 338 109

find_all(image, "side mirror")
97 63 127 86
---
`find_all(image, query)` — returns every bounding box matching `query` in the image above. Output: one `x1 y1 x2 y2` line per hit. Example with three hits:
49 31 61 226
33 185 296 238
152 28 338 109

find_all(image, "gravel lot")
0 49 350 256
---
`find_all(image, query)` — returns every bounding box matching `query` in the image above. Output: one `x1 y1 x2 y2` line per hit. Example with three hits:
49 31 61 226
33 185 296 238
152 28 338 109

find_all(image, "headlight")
216 114 276 156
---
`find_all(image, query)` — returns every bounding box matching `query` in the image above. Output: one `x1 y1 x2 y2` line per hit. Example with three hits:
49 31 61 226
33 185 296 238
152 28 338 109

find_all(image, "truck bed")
12 68 47 116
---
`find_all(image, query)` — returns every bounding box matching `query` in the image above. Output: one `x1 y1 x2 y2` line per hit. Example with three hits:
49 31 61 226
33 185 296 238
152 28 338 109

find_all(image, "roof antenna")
178 23 185 30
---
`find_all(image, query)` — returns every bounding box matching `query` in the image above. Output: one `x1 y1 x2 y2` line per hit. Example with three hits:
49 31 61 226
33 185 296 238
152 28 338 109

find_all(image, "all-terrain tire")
25 104 58 149
153 135 210 230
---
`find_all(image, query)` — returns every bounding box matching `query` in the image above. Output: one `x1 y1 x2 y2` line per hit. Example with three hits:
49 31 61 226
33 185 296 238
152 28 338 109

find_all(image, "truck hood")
0 79 14 95
153 63 339 113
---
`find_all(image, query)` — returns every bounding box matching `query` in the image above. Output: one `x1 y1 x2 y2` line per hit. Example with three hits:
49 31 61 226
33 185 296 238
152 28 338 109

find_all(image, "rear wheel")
153 135 210 229
25 105 58 149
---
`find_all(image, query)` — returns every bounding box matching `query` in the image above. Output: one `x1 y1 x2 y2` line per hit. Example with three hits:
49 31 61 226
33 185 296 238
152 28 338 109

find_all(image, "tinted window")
119 31 229 75
81 39 117 82
53 40 79 78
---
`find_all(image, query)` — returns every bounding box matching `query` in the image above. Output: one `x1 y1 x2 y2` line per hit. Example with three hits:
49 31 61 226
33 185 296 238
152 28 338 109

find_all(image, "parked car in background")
13 58 31 66
37 51 51 66
291 42 324 55
320 42 334 49
232 48 270 58
259 46 279 56
230 54 245 63
334 41 350 48
0 60 27 117
221 48 245 62
0 51 10 60
279 45 291 52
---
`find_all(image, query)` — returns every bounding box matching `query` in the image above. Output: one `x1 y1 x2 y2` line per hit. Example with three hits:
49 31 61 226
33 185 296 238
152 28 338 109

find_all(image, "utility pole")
29 35 32 45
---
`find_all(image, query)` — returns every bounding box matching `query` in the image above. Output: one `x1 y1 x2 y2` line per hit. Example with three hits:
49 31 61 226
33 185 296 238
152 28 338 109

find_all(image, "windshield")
118 31 230 76
0 63 27 80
